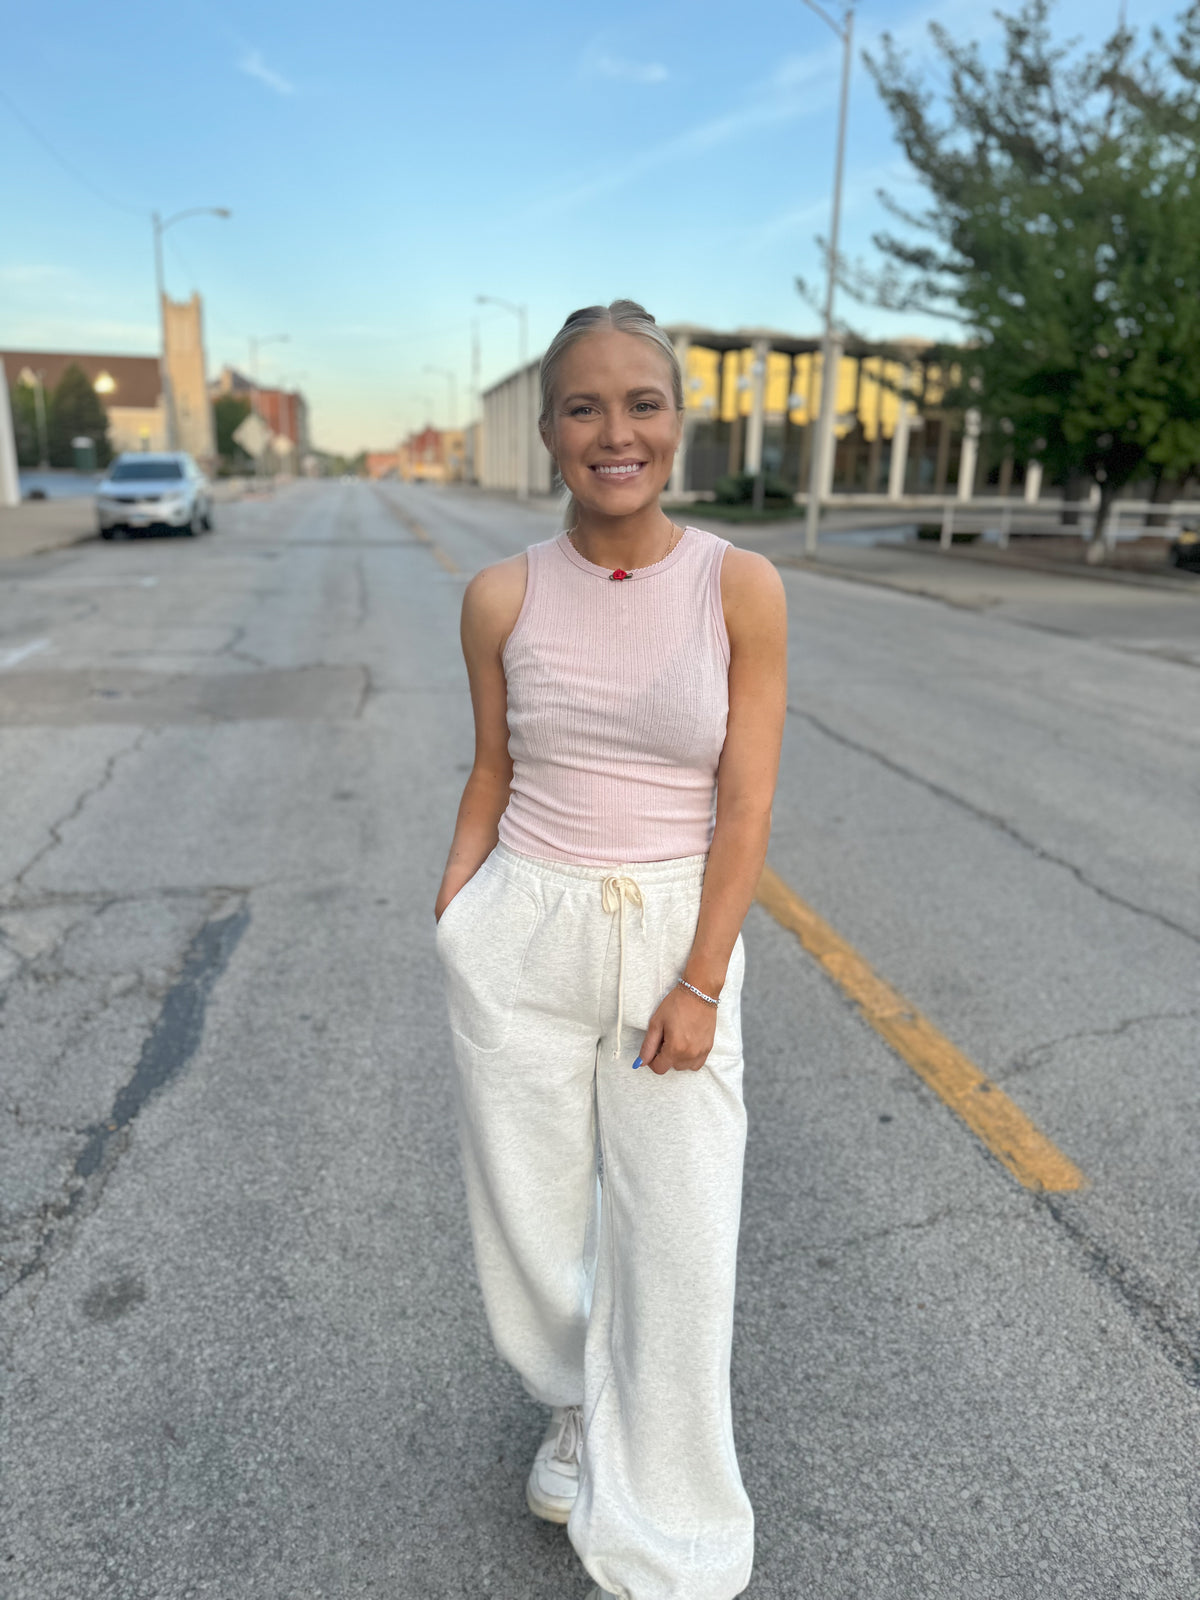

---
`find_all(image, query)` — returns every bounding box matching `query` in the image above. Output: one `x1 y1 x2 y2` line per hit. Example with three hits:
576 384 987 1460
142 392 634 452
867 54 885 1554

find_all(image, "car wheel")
100 527 115 540
185 507 202 537
202 502 214 531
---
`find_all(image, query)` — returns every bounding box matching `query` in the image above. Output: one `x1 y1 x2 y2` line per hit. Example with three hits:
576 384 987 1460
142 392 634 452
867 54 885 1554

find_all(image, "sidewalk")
0 498 96 560
778 537 1200 602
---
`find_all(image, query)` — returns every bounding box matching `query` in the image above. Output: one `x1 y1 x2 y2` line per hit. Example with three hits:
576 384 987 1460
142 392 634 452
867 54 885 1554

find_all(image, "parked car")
95 452 214 539
1170 521 1200 571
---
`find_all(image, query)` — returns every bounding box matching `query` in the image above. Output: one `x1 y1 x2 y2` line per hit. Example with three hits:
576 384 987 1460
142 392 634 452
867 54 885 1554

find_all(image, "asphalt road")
1 480 1197 1599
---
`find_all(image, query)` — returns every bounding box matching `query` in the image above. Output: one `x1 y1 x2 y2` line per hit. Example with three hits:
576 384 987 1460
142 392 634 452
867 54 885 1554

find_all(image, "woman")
434 300 786 1600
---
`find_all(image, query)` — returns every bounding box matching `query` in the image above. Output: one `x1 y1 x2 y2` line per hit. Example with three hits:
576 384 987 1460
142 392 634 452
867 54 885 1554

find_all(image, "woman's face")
543 329 682 520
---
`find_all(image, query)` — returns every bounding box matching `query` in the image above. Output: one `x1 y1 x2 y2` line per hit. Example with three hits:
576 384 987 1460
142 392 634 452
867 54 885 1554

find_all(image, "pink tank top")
496 525 731 866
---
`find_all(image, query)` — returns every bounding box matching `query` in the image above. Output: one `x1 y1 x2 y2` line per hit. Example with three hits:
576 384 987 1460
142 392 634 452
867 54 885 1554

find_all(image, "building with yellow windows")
477 325 1036 505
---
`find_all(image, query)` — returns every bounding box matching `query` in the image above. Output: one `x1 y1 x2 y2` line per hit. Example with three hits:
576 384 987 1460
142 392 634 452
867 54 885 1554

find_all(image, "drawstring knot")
601 874 645 1059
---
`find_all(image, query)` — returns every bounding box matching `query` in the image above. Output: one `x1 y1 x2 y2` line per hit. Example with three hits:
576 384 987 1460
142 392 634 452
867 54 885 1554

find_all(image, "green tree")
48 363 111 469
214 394 253 468
855 1 1200 555
8 380 46 468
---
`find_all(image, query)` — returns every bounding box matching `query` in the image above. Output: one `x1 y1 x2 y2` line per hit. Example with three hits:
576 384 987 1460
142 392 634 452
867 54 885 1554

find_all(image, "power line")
0 81 145 217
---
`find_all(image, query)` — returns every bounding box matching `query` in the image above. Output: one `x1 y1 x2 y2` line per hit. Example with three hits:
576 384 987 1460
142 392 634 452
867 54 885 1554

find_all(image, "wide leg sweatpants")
435 840 754 1600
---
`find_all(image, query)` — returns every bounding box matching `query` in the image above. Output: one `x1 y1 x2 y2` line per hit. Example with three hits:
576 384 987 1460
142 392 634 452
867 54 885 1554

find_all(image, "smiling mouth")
589 462 646 478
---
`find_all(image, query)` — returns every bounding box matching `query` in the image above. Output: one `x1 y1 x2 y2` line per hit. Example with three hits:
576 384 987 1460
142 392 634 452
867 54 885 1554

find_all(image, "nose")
597 407 635 450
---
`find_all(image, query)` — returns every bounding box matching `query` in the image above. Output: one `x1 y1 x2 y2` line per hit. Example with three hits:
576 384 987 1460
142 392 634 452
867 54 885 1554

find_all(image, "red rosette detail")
610 568 628 581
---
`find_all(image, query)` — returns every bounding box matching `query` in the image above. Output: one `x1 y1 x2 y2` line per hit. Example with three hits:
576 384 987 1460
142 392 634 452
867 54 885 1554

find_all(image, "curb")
894 539 1200 597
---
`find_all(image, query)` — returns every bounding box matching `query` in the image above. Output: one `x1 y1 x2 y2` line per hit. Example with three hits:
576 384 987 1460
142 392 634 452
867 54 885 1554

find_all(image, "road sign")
233 412 272 459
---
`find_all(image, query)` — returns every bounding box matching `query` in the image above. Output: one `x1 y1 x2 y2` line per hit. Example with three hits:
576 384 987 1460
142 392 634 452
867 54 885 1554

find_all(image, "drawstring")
601 874 645 1058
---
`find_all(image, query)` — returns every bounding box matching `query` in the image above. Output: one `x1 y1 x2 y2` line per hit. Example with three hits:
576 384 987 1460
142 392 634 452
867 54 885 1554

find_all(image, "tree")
48 363 111 468
855 1 1200 555
214 394 253 468
9 380 45 469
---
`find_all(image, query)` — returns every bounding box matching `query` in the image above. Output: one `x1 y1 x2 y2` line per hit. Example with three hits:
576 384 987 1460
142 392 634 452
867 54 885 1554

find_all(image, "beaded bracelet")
677 977 720 1007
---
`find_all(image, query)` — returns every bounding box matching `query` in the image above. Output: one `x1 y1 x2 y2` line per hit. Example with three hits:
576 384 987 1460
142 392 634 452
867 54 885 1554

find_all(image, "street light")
423 365 459 429
152 206 231 450
800 0 854 555
477 294 530 500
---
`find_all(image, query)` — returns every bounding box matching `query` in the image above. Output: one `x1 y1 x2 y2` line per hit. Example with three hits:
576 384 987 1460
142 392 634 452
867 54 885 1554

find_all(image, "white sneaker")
525 1403 583 1523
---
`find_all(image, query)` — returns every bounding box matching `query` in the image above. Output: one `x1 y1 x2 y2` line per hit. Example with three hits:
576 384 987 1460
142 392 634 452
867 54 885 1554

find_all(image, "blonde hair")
538 300 683 529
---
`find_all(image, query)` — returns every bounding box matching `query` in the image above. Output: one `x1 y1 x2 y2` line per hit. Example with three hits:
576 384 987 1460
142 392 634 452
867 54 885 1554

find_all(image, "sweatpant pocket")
439 866 542 1053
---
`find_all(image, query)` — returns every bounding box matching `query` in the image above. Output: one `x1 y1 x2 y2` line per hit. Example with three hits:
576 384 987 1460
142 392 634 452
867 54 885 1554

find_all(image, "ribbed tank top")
496 524 731 866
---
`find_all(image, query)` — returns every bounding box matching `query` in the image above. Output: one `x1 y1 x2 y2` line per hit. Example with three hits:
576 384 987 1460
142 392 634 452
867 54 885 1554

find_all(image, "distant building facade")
211 366 311 456
4 291 218 465
365 451 400 479
162 293 213 461
397 426 466 483
477 324 1042 504
2 350 161 455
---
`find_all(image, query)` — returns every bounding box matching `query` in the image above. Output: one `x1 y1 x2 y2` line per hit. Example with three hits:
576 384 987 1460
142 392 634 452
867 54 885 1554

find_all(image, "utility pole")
477 294 530 500
801 2 854 554
470 318 482 482
423 365 459 428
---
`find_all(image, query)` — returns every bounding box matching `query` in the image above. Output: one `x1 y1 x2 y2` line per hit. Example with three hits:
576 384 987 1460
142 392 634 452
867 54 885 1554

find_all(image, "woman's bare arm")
434 553 526 922
637 547 787 1073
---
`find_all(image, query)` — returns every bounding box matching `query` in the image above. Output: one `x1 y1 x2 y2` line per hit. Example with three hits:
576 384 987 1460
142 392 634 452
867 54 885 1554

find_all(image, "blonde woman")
435 300 787 1600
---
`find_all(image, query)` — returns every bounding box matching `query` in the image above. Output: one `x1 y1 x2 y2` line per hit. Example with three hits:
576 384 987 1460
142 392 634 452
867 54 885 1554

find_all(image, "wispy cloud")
588 51 669 85
536 45 841 217
238 49 295 95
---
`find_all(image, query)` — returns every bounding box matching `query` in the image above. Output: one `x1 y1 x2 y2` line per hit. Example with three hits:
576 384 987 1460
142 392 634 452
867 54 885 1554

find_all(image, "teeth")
594 464 642 476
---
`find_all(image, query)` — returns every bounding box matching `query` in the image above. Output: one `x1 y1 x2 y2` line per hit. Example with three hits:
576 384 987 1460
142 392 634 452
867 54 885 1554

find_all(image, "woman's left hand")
636 984 718 1074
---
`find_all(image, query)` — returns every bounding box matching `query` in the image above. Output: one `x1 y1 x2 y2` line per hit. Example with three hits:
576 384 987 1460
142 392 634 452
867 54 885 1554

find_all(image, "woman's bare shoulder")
462 551 528 652
718 544 786 638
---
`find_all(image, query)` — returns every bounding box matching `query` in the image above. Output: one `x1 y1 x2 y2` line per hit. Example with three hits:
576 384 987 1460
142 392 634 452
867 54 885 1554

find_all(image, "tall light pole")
801 1 854 554
477 294 530 500
423 365 459 428
152 206 231 450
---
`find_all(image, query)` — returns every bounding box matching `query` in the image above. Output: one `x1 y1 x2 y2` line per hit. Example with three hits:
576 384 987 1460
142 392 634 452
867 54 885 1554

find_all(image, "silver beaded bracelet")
677 977 720 1007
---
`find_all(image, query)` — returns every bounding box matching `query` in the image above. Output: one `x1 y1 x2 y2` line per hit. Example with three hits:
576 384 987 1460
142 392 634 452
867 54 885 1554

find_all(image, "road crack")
1 897 251 1310
998 1008 1200 1081
788 703 1200 948
7 727 155 897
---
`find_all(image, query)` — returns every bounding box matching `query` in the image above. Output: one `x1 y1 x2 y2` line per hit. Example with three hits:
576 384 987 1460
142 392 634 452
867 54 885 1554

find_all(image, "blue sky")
0 0 1173 451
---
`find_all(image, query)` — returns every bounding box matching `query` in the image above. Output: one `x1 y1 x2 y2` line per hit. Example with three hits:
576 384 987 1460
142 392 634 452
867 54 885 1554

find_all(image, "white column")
669 334 691 498
888 368 912 501
516 368 530 500
743 338 769 477
957 408 981 501
1024 461 1043 502
0 360 20 508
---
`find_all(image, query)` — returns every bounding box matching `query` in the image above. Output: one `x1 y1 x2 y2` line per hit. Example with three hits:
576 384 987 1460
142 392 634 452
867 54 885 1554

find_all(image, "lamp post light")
477 294 530 500
423 365 459 429
800 0 854 555
152 206 231 450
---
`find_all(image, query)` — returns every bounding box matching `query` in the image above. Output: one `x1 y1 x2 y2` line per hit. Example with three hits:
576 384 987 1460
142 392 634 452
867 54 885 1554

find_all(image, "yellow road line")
372 488 460 574
755 864 1087 1193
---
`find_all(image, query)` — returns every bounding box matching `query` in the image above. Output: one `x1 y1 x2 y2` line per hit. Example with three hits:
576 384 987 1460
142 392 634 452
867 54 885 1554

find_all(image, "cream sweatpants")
436 840 754 1600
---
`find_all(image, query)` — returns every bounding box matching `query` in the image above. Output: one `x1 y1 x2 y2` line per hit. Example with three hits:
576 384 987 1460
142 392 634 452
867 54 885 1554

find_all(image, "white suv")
96 452 214 539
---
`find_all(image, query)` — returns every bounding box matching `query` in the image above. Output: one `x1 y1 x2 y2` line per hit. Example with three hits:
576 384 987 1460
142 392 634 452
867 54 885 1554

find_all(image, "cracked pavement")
1 480 1198 1599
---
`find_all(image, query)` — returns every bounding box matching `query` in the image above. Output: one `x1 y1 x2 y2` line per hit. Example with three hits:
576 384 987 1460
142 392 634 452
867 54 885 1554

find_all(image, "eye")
633 401 660 413
568 404 596 418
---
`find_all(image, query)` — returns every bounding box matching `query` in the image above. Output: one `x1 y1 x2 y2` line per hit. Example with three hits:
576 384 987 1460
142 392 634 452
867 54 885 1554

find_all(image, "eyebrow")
560 386 669 404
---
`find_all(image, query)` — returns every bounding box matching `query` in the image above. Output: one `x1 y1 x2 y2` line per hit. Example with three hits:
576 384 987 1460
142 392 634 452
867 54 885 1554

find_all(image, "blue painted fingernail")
632 1056 642 1070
